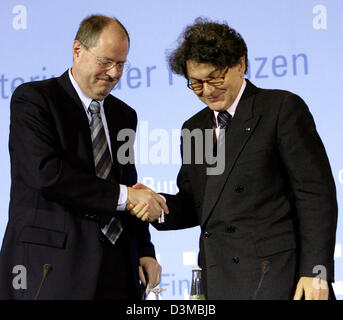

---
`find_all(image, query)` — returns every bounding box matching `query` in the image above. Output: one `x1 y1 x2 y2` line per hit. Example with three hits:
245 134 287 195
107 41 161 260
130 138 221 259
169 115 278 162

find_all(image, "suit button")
227 225 236 233
235 185 244 193
203 231 211 238
232 257 240 264
195 201 201 209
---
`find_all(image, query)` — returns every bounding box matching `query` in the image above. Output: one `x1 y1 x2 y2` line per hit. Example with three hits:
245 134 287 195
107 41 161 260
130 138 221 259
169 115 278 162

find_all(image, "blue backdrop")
0 0 342 299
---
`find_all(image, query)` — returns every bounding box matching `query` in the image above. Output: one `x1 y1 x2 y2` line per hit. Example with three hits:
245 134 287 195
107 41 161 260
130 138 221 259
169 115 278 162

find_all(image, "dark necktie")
89 100 122 245
217 111 232 131
213 111 232 156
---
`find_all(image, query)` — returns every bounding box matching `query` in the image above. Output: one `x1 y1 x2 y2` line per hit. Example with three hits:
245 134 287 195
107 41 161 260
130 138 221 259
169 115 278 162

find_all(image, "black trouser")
94 234 137 300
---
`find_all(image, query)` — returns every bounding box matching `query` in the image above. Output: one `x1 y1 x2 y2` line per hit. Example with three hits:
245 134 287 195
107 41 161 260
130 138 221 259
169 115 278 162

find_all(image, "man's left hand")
293 276 329 300
139 256 162 290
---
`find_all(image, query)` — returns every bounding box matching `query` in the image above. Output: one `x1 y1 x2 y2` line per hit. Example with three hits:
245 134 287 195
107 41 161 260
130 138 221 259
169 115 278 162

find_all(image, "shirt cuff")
158 194 166 223
116 184 128 211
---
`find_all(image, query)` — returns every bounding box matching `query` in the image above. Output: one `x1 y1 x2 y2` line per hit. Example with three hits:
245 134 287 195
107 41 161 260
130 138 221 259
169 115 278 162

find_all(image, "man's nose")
105 66 122 78
202 82 216 96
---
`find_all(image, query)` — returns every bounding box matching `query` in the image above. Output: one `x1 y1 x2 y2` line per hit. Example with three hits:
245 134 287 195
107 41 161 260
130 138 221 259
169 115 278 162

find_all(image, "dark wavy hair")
168 17 248 78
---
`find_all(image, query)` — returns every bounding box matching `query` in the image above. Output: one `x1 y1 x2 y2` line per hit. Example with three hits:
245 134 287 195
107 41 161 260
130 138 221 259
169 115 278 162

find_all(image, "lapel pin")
244 127 251 132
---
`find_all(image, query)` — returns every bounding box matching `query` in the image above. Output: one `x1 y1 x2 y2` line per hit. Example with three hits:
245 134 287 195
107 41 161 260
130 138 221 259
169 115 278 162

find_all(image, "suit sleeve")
10 84 119 224
277 93 338 282
135 219 156 258
153 123 199 231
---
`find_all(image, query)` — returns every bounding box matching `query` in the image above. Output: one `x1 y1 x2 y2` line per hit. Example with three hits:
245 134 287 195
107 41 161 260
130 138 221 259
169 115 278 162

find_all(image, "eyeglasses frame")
80 42 130 73
187 66 230 91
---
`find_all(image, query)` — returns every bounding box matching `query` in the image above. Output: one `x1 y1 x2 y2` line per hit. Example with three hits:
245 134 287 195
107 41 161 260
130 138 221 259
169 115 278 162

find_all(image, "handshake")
126 183 169 222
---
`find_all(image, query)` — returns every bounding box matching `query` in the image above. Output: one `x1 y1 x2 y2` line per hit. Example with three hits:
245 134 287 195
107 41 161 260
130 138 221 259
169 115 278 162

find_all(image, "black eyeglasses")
187 67 229 92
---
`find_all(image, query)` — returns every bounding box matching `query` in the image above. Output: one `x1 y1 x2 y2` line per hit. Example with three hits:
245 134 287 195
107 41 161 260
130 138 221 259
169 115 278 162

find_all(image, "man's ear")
238 56 246 76
72 40 82 59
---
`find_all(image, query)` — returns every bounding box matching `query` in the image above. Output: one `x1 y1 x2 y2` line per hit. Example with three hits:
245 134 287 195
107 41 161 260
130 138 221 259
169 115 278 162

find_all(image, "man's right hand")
126 186 169 222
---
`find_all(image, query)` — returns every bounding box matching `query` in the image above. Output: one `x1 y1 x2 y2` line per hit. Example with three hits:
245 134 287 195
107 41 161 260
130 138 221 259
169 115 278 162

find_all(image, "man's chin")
207 102 228 112
94 88 112 100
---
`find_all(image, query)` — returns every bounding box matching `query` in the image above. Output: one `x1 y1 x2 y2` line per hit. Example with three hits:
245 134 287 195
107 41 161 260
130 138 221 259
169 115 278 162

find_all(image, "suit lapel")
188 108 213 202
103 98 125 184
201 80 261 225
57 71 95 168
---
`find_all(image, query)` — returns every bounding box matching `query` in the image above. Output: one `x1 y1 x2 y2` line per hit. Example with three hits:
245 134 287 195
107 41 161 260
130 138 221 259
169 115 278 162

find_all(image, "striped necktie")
217 111 232 131
216 111 232 147
89 100 122 245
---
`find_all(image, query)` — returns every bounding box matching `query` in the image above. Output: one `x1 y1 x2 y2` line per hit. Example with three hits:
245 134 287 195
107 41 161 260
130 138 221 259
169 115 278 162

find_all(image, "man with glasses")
130 18 337 300
0 15 168 299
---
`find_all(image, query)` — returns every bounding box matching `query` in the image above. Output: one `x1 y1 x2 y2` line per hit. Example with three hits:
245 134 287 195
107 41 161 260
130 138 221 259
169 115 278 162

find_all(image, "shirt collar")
68 68 104 112
214 79 246 124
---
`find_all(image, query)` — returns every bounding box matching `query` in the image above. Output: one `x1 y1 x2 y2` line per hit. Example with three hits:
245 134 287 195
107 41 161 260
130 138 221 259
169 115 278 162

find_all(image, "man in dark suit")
130 18 338 300
0 15 168 299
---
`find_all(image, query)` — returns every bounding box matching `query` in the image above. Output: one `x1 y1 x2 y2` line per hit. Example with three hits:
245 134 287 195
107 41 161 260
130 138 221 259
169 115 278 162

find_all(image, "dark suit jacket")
154 80 337 299
0 71 155 299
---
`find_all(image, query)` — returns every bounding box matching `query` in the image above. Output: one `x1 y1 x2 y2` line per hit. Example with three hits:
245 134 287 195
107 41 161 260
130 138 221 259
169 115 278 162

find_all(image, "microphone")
34 264 52 300
252 260 270 300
